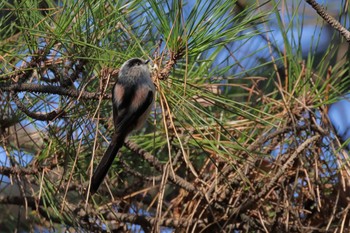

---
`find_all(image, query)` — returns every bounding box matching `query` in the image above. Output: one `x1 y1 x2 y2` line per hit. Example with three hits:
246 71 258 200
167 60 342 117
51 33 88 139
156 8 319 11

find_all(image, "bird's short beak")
145 59 150 64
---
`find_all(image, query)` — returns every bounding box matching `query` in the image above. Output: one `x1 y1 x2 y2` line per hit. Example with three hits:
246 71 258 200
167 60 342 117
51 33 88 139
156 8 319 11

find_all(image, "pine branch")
305 0 350 41
0 83 111 100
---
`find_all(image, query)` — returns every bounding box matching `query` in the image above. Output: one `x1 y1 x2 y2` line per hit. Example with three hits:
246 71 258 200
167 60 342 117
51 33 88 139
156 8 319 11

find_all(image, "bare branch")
0 166 39 176
305 0 350 41
0 83 111 100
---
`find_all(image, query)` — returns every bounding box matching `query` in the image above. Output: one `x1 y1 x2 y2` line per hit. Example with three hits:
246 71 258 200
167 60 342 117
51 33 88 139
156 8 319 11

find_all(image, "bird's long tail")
90 133 125 194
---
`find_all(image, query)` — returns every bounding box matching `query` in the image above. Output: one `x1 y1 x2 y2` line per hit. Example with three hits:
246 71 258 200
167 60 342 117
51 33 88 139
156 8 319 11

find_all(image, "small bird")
90 58 155 194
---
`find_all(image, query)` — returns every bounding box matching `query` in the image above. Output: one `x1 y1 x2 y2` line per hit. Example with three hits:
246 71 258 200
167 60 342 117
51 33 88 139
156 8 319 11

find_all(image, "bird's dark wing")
115 85 154 133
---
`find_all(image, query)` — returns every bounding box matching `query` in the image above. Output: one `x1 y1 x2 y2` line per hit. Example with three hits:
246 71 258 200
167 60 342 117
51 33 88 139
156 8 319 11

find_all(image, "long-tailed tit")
90 58 155 194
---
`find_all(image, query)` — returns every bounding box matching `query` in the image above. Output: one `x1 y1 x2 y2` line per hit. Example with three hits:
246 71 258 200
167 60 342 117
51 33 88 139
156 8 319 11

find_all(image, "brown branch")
0 83 111 100
0 195 41 207
61 59 86 88
12 93 66 121
158 49 184 80
124 140 196 192
220 124 326 180
120 160 162 182
0 166 39 176
305 0 350 42
257 134 320 199
0 160 60 177
13 48 49 82
102 211 204 229
0 195 93 230
0 194 204 231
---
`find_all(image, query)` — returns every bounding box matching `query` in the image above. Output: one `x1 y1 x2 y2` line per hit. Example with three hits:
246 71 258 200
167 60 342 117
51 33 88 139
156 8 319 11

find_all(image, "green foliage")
1 0 350 232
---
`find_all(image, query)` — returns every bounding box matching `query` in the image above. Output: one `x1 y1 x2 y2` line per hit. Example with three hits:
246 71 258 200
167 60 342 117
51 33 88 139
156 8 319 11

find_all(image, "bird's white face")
120 58 150 78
